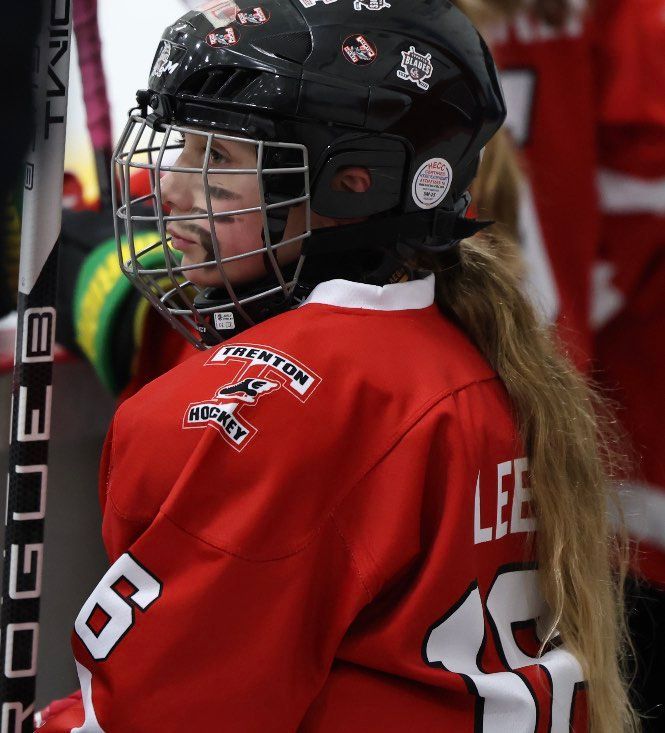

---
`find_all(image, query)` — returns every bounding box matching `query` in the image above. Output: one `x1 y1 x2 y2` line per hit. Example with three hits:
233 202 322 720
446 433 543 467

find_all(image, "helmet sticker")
196 0 240 24
298 0 338 7
342 35 377 65
396 46 433 91
151 41 180 78
411 158 453 209
206 27 240 47
214 312 236 331
236 7 270 24
353 0 391 10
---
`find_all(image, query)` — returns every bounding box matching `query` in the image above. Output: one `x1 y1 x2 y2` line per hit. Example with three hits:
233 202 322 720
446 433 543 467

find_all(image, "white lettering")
17 385 52 442
496 461 512 539
1 701 34 733
474 457 536 545
474 472 493 544
511 457 536 534
4 622 39 678
13 465 47 521
22 308 55 363
9 544 43 600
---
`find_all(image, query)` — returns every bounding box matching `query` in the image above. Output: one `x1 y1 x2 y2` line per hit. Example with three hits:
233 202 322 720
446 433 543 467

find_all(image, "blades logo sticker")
396 45 433 90
183 344 322 451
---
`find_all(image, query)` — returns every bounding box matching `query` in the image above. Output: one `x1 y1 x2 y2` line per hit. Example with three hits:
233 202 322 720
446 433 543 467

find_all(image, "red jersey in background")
488 5 600 369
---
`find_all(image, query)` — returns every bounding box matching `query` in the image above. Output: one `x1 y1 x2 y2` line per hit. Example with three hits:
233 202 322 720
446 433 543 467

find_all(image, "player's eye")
209 146 229 165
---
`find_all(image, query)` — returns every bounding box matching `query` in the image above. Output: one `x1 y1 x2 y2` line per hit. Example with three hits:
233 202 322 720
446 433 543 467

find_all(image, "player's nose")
160 167 195 216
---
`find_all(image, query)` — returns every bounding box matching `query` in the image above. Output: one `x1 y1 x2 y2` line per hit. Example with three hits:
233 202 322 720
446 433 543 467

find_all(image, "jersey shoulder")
109 279 498 559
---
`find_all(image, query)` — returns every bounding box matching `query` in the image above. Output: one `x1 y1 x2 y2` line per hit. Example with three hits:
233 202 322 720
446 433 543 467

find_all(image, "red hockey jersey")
41 276 586 732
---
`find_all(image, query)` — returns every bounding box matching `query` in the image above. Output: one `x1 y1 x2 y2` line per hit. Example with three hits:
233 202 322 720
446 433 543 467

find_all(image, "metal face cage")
112 111 311 349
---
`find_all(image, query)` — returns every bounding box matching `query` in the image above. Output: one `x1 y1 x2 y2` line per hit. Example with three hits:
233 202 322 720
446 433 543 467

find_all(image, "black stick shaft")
0 1 72 729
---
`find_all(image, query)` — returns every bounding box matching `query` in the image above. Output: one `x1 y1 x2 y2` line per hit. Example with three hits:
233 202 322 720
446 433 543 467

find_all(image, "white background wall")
66 0 186 202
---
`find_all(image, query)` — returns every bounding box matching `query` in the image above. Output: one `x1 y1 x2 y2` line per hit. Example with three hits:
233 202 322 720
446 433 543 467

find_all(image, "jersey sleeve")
54 506 372 732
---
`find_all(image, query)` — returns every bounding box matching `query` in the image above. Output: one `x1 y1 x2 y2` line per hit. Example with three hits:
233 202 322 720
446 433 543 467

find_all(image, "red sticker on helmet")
342 34 377 65
206 27 240 47
236 7 270 24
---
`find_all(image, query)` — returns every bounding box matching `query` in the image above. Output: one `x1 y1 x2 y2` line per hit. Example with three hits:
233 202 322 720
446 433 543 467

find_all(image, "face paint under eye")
208 184 242 201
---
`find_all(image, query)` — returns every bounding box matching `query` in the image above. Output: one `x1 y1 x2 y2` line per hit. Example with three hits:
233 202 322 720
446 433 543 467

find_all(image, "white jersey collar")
301 273 435 312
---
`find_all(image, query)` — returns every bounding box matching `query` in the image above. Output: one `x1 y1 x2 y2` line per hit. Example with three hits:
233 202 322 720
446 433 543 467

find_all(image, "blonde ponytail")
470 127 523 241
439 3 636 727
415 233 638 732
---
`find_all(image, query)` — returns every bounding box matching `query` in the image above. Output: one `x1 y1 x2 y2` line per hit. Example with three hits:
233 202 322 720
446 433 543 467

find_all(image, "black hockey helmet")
113 0 506 347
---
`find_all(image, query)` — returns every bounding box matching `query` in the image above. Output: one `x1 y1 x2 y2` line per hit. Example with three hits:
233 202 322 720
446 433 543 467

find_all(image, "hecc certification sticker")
411 157 453 209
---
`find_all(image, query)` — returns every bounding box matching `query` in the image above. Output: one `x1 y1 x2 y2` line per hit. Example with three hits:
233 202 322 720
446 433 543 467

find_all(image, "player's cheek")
216 213 261 252
234 172 261 206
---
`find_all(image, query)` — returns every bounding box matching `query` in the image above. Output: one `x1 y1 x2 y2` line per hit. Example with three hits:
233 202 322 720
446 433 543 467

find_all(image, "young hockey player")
38 1 637 731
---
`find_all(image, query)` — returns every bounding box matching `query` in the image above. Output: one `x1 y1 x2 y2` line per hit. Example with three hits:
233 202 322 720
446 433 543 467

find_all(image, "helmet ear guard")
309 137 407 220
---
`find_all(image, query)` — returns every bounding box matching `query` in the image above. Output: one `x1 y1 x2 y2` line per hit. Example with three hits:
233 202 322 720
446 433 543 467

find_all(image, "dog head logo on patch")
216 378 279 404
342 35 377 65
151 41 180 78
206 27 239 47
396 46 433 91
298 0 338 7
353 0 390 10
236 6 270 23
183 344 322 451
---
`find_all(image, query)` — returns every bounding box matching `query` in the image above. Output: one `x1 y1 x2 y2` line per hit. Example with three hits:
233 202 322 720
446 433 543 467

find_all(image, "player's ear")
331 166 371 194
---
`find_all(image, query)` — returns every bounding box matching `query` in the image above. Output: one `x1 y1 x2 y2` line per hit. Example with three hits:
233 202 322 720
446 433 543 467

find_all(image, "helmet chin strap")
194 205 491 344
302 207 491 259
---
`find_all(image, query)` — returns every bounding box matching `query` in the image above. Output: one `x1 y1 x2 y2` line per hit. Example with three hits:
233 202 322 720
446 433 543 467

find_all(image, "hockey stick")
0 2 73 730
73 0 113 209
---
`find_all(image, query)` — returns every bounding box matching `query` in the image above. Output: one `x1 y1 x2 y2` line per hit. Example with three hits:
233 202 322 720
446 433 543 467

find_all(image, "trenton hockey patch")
183 344 322 451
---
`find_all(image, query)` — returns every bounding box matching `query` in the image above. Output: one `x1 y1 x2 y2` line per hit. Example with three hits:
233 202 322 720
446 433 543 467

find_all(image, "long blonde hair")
410 231 638 732
440 3 638 728
470 127 522 241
